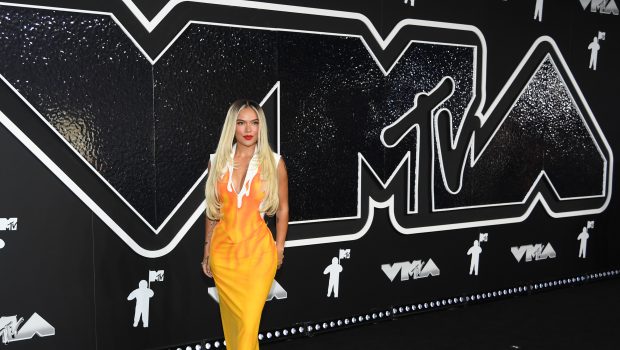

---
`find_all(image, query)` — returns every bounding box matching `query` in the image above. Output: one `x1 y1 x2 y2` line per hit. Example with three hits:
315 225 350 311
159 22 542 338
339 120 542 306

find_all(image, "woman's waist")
210 223 275 259
213 219 273 243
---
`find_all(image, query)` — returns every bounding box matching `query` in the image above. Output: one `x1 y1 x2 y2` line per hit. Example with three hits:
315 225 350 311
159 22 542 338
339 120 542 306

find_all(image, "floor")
262 277 620 350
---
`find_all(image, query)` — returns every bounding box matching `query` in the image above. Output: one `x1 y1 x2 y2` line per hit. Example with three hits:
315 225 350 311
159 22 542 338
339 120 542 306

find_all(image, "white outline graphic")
428 54 608 208
0 1 613 255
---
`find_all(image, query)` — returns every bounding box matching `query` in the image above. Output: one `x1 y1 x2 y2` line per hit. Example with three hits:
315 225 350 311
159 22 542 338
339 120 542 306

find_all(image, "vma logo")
580 0 619 15
0 2 612 255
511 243 557 262
0 218 17 231
382 259 440 282
0 313 54 345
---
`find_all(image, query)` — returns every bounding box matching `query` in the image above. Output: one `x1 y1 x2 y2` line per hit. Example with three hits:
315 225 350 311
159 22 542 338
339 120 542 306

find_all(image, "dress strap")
209 153 216 168
273 152 281 167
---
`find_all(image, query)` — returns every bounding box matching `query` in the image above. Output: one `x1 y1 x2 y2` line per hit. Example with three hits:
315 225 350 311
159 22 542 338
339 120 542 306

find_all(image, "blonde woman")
202 99 288 350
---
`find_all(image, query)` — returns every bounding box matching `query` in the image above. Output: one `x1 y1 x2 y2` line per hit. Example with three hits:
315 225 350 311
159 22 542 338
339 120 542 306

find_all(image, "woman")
202 99 289 350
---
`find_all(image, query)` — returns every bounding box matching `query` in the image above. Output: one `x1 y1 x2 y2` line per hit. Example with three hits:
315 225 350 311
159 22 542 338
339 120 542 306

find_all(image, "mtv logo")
479 233 489 242
587 220 595 229
0 218 18 231
148 270 164 282
339 249 351 260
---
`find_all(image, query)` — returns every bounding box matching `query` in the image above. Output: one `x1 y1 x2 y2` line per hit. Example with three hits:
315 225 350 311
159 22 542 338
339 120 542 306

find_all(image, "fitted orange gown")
208 148 278 350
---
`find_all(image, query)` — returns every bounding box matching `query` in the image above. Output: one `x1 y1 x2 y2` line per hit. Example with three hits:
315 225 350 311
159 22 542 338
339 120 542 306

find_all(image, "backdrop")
0 0 618 349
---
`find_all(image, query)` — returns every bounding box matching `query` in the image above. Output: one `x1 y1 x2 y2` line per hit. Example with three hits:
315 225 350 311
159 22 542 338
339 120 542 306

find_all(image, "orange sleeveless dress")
208 146 278 350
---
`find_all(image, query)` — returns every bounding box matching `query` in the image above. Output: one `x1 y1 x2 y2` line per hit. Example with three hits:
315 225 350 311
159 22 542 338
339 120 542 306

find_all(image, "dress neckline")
226 143 260 205
230 165 249 195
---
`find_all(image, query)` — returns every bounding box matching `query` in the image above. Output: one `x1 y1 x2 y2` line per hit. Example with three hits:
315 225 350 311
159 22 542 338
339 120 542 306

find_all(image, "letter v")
381 263 401 282
511 246 527 262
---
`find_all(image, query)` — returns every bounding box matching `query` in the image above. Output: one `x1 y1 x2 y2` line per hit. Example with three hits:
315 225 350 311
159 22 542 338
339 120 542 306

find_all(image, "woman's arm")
275 158 289 269
202 160 218 278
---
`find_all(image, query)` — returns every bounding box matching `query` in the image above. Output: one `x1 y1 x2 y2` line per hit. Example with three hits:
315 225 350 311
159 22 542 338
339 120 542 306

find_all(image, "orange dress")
208 146 279 350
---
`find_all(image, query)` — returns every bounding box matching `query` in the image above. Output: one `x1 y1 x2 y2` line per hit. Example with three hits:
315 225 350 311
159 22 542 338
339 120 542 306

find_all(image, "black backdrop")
0 1 618 349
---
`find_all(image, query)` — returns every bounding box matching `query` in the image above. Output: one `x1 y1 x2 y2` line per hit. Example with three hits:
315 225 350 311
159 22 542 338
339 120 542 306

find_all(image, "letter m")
525 244 543 262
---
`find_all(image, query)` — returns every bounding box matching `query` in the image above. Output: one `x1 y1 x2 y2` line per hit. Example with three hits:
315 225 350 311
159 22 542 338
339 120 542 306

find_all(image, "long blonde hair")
205 100 279 220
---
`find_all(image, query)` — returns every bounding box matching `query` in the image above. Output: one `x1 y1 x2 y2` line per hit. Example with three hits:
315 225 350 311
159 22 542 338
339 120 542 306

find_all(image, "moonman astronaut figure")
577 227 590 258
467 240 483 275
323 257 344 298
588 36 601 70
127 280 154 327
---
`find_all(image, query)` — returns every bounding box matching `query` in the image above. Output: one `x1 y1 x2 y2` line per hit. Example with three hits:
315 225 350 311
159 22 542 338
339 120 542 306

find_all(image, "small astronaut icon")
467 240 483 276
588 36 601 70
323 257 344 298
577 226 590 259
127 280 154 327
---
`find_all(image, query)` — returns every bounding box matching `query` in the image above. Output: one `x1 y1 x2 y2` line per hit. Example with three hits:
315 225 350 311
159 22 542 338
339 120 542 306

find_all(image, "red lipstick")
243 135 253 140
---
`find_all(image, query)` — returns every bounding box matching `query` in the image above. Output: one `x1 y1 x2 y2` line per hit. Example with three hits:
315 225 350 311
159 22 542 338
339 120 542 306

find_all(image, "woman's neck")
235 143 256 158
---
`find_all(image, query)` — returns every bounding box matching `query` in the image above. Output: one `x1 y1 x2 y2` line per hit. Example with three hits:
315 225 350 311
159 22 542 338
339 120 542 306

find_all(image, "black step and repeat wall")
0 0 618 349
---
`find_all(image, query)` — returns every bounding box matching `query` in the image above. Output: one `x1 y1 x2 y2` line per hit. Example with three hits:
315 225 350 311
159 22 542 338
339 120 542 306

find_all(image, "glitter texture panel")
0 6 476 223
432 56 604 209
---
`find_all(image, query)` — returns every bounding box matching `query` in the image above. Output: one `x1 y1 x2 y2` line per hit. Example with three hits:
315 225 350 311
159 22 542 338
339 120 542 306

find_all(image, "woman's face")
235 106 259 148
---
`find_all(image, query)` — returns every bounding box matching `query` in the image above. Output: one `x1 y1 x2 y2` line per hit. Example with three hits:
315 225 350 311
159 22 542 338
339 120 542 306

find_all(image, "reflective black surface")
0 6 475 224
433 56 605 209
0 7 602 223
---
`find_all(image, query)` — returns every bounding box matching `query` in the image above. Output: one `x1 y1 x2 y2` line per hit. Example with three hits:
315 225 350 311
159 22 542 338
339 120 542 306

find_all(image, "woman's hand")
202 256 212 278
276 244 285 269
